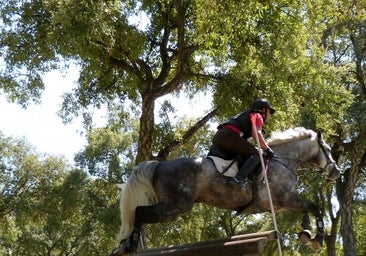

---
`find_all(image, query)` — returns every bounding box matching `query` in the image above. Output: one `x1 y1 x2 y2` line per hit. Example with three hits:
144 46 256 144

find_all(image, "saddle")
207 155 265 183
207 155 239 177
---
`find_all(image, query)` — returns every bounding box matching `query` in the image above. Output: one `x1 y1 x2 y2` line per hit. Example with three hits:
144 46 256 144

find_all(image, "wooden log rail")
135 230 281 256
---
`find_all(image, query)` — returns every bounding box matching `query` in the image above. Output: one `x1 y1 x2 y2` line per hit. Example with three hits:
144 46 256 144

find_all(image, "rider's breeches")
210 128 258 158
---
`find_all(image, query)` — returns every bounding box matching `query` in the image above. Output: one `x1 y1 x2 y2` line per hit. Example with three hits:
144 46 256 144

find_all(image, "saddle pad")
207 156 239 177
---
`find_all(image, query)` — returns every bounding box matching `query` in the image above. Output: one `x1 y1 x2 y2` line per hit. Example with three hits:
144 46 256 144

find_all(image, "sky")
0 67 91 162
0 67 212 163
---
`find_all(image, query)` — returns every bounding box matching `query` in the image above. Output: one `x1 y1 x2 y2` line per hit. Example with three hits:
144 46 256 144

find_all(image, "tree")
320 1 366 254
0 133 121 255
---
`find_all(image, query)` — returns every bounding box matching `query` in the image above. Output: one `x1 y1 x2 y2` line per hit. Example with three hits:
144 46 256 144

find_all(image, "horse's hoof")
298 230 311 245
311 239 322 251
311 233 323 251
110 245 127 256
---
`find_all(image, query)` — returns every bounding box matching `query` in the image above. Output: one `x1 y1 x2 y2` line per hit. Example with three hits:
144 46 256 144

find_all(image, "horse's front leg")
310 217 325 251
299 212 312 245
298 212 325 249
276 193 326 251
297 212 326 251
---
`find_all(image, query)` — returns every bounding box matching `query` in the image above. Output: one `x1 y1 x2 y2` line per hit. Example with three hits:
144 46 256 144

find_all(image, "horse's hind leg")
111 200 194 256
126 199 195 253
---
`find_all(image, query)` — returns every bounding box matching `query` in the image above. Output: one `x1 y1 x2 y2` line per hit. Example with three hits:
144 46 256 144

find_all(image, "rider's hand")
265 148 274 157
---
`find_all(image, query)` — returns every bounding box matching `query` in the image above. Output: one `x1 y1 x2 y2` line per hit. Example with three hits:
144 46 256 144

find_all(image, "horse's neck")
273 138 318 170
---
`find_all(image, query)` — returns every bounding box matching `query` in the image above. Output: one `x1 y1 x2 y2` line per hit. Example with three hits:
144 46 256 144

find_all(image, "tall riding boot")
231 154 260 189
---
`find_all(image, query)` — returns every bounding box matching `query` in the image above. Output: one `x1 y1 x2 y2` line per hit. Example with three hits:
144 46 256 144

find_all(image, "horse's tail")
118 160 160 240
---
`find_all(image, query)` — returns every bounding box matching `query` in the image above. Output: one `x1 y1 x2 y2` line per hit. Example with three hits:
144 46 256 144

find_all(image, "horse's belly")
196 189 253 210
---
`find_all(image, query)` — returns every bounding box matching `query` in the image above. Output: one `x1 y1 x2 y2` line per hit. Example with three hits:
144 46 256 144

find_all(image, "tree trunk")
324 190 341 256
325 216 340 256
337 167 358 256
136 93 156 163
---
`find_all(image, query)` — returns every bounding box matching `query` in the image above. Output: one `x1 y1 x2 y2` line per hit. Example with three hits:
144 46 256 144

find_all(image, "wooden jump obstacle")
135 230 281 256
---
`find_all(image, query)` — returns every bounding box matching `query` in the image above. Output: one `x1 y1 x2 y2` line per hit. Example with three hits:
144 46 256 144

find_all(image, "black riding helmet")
251 99 276 114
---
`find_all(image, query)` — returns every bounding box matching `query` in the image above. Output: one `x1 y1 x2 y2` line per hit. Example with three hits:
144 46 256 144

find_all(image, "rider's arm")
256 129 271 150
250 112 270 151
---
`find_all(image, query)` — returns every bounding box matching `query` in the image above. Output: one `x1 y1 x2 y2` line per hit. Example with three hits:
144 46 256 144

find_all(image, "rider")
208 99 275 189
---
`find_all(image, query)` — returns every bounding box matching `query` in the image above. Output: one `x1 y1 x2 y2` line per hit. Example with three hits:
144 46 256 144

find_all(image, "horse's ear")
317 131 322 140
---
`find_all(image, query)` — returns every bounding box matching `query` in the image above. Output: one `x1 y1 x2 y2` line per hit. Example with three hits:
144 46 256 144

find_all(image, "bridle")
316 138 336 172
271 138 336 173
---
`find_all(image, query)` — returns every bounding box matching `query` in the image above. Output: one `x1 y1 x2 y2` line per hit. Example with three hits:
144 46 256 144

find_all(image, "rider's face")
264 108 271 123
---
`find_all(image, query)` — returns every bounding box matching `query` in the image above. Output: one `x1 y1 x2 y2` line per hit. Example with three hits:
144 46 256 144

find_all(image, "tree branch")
155 107 218 160
154 2 172 87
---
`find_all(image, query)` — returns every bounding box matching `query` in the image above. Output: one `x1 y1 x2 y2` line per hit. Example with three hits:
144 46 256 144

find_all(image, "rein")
272 155 298 161
271 138 334 172
270 157 292 171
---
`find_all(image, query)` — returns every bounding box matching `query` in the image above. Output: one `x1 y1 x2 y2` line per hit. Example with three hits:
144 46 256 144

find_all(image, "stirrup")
231 177 249 190
239 180 250 190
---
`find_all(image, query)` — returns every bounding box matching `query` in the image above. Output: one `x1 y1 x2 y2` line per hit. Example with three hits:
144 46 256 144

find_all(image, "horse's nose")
327 163 341 180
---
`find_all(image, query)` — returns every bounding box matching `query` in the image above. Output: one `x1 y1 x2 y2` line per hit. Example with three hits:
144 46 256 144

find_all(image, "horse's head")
314 131 340 180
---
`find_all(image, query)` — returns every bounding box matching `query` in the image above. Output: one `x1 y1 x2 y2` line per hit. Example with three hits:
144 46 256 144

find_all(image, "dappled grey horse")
111 127 340 255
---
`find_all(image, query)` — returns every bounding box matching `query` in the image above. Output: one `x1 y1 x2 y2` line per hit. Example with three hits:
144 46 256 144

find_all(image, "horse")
110 127 340 255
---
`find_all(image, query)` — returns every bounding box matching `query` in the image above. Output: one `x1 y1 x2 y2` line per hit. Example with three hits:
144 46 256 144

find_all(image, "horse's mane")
267 127 316 146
